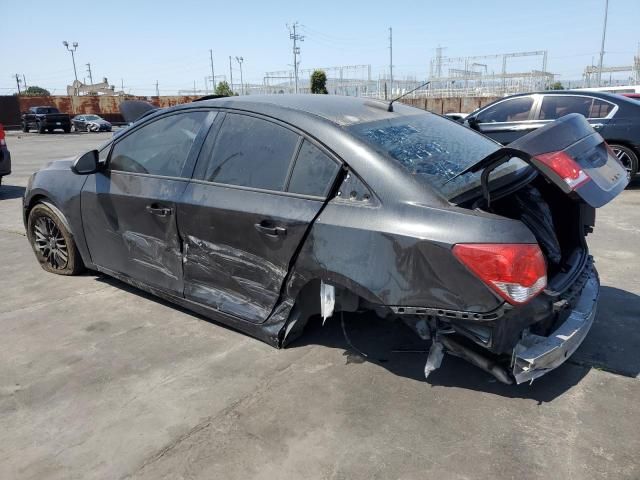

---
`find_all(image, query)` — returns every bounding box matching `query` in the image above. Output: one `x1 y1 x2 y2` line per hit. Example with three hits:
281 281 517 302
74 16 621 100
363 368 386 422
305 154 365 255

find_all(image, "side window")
589 99 614 118
110 111 207 177
539 96 594 120
477 97 534 123
201 114 299 191
287 140 341 197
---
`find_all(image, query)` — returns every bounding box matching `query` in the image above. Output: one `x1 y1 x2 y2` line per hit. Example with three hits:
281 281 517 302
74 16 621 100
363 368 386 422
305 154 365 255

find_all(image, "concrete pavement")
1 131 639 479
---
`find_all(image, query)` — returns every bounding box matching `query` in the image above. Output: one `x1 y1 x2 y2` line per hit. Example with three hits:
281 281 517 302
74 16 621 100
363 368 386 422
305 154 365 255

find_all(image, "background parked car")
71 114 112 133
0 123 10 185
465 91 640 177
22 106 71 134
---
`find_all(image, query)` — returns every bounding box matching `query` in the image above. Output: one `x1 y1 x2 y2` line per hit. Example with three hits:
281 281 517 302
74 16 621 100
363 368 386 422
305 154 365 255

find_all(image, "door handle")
145 204 173 217
254 222 287 237
591 123 604 130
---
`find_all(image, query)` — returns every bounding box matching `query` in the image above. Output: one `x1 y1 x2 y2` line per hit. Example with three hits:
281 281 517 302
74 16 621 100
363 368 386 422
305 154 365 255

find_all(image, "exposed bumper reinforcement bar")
512 269 599 384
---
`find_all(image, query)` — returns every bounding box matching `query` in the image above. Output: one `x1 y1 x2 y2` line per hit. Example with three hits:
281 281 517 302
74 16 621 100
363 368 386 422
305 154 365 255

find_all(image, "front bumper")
511 268 599 384
0 147 11 176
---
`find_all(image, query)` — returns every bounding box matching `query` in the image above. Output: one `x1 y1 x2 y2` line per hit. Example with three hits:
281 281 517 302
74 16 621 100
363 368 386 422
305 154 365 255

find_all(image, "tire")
37 122 45 134
22 123 29 133
27 203 84 275
47 128 53 133
610 144 639 178
63 126 71 134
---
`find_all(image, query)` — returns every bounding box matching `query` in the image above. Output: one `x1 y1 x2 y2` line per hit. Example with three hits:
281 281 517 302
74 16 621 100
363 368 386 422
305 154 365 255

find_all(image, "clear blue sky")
2 0 638 95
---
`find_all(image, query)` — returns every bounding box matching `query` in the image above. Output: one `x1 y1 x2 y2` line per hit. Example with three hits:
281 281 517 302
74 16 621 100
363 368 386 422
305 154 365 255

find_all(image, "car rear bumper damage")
511 268 598 383
399 263 600 385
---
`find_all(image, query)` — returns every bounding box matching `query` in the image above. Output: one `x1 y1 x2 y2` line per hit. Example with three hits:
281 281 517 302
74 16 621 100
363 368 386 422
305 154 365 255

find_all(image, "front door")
81 110 211 294
178 113 341 322
473 95 538 145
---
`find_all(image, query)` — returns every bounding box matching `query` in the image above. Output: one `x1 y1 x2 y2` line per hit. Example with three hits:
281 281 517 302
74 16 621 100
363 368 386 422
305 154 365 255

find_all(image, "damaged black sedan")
23 95 628 384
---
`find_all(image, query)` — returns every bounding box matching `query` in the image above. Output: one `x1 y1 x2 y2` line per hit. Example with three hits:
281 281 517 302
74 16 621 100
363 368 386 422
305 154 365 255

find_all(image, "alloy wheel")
32 216 69 270
611 146 633 174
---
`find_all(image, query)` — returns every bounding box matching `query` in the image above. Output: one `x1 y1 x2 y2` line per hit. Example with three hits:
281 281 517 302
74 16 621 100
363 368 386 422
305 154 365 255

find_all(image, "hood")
42 157 75 171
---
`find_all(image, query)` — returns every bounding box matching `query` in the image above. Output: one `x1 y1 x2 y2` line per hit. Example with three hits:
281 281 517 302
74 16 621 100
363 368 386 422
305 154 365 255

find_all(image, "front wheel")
22 123 29 133
27 203 84 275
610 144 639 178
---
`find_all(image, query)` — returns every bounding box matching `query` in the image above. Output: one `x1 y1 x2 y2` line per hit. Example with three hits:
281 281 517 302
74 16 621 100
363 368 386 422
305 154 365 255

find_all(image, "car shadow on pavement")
571 285 640 378
0 184 26 200
290 313 589 403
92 274 637 402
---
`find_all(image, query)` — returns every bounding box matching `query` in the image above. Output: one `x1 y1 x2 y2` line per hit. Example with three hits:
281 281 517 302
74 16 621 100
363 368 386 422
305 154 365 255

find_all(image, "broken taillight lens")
453 243 547 305
535 150 590 190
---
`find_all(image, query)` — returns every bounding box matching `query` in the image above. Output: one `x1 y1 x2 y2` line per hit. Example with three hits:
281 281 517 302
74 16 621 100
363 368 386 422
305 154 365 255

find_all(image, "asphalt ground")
1 130 639 480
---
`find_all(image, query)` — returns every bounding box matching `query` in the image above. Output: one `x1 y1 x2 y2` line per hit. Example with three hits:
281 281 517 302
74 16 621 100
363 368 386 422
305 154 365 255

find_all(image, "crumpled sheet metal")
183 235 287 323
122 230 181 280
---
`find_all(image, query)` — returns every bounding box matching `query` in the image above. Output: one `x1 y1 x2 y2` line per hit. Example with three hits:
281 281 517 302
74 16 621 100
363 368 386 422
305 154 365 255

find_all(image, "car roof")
178 94 422 126
499 90 631 102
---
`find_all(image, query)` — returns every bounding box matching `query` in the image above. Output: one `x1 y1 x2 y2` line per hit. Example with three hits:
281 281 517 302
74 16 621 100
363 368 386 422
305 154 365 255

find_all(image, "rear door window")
199 114 299 191
539 96 594 120
287 140 341 197
477 97 534 123
110 111 207 177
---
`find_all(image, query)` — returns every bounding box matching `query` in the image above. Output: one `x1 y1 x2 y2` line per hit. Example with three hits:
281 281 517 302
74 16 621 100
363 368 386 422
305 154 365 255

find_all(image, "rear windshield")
35 107 60 114
347 113 530 199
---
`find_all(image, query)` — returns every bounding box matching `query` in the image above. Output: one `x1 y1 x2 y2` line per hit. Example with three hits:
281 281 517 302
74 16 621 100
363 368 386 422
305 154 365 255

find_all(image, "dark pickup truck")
22 106 71 134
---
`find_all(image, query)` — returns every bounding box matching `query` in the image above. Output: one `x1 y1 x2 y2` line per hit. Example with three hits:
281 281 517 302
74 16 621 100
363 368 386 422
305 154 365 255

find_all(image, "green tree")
22 86 51 96
549 81 564 90
310 70 328 94
215 81 234 96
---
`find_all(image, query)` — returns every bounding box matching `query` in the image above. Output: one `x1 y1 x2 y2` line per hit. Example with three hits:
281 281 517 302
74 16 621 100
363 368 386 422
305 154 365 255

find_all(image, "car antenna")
387 81 431 112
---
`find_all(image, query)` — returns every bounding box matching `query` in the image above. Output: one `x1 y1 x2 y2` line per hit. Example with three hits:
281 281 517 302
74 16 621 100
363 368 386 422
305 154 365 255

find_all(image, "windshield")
347 113 530 199
84 115 101 121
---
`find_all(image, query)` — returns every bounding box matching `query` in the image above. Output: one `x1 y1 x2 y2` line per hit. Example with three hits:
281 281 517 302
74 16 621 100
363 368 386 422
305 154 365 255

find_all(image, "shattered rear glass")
347 113 530 199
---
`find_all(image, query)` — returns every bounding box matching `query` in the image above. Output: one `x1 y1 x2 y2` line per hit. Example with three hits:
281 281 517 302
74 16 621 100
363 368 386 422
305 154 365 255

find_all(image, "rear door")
471 96 537 144
81 109 212 294
178 112 342 323
535 94 617 133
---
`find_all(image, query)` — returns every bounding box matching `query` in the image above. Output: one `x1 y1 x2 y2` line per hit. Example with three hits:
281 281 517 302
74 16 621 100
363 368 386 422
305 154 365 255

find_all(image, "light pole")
235 56 244 95
62 41 79 81
63 41 79 94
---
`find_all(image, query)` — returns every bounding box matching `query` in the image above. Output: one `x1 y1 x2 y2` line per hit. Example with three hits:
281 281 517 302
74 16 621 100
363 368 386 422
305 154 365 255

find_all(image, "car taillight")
0 124 5 146
453 243 547 305
535 150 590 190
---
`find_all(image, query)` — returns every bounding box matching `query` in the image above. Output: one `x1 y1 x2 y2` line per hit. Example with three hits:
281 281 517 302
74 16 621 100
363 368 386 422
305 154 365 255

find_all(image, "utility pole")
15 74 22 95
155 80 159 97
22 74 27 89
86 63 93 84
288 22 304 93
235 56 244 95
209 49 215 93
597 0 609 86
389 27 393 97
229 56 234 93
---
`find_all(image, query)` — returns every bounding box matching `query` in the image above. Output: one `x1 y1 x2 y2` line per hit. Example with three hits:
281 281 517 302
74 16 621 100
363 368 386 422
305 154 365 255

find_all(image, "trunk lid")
506 113 628 208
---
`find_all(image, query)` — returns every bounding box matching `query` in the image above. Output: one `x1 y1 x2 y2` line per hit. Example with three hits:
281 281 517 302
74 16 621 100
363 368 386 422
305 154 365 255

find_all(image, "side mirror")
467 116 480 130
71 150 100 175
